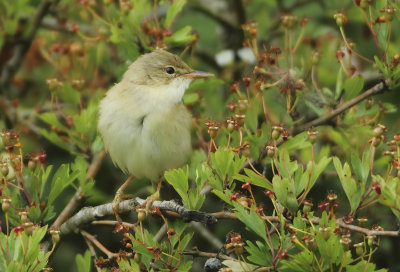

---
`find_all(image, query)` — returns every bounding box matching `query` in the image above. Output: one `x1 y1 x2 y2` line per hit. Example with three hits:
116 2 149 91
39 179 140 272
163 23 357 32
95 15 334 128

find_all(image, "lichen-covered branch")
60 198 217 235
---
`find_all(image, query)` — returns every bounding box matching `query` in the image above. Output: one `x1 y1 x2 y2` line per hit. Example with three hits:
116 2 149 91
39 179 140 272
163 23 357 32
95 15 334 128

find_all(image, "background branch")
0 0 58 92
294 79 391 133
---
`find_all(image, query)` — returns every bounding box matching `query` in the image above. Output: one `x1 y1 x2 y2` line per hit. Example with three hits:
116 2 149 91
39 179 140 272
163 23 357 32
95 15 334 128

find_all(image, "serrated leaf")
351 150 369 184
164 167 189 207
333 157 361 212
232 202 267 242
234 168 272 190
272 175 289 206
245 241 272 266
47 164 80 206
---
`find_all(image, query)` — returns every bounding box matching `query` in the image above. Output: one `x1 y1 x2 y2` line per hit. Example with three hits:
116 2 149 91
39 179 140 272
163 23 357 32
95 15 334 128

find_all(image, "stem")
384 22 392 60
339 27 374 64
359 8 384 60
292 25 305 54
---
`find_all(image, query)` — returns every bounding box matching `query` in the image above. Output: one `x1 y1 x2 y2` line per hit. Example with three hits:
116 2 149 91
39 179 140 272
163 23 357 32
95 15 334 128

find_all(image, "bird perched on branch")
98 50 213 221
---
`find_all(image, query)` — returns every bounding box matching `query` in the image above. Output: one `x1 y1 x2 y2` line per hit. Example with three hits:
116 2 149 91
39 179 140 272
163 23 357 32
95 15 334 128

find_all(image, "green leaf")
164 167 189 206
280 251 314 271
209 148 245 188
183 92 199 104
164 0 186 28
72 155 88 185
333 157 362 212
232 202 267 242
377 176 400 219
374 56 391 78
351 149 369 184
234 168 272 190
47 164 80 206
76 250 92 272
39 113 68 132
245 240 272 266
40 129 75 154
24 226 48 268
73 101 99 143
59 83 80 106
27 205 41 222
272 175 289 206
164 26 196 44
222 260 258 271
343 75 364 101
212 189 233 204
284 132 311 151
109 25 121 44
346 260 387 272
298 156 331 196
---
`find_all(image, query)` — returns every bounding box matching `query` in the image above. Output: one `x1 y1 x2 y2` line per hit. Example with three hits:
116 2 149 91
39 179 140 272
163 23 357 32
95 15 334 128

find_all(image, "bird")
98 50 213 221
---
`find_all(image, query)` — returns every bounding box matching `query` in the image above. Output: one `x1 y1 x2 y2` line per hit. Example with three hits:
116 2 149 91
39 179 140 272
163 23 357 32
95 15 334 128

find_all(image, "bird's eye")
165 66 175 74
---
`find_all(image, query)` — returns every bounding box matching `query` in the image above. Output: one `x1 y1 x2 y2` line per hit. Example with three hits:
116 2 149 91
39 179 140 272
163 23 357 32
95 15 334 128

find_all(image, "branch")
190 222 224 249
60 198 217 235
51 149 105 230
181 250 234 261
294 79 391 133
0 0 58 92
136 198 218 224
212 212 399 237
189 1 241 32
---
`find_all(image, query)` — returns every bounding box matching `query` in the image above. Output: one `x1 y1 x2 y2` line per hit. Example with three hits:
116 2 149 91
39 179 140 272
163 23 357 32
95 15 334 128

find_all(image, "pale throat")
144 77 192 110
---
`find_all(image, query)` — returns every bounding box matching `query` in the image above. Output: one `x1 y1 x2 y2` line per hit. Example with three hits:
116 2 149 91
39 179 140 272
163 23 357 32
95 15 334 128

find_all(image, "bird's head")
123 50 213 87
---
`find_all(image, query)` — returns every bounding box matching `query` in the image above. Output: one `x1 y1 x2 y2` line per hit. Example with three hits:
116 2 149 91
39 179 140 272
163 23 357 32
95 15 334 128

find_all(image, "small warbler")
98 50 213 221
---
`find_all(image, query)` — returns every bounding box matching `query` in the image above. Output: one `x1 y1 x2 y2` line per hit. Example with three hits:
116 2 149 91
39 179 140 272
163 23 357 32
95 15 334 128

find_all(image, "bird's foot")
112 176 134 223
141 190 160 215
112 192 134 223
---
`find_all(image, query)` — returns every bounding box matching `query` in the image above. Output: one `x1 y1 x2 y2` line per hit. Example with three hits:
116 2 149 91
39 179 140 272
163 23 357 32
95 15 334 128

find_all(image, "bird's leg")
112 175 134 223
143 177 162 214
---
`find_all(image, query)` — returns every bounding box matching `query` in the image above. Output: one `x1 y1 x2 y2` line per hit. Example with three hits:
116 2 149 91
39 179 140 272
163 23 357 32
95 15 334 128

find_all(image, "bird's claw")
141 191 160 215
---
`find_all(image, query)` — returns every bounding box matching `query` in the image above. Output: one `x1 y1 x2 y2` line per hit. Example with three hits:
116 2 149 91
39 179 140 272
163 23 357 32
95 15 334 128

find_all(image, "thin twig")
82 232 102 272
81 230 118 259
181 250 234 261
91 220 136 230
190 222 224 249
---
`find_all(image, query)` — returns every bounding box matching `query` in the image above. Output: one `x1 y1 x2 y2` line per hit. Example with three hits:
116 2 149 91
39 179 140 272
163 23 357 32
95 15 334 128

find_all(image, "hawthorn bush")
0 0 400 271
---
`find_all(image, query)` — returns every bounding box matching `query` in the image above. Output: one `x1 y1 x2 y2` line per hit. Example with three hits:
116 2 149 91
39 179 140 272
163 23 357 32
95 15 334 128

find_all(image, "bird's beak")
181 70 214 79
